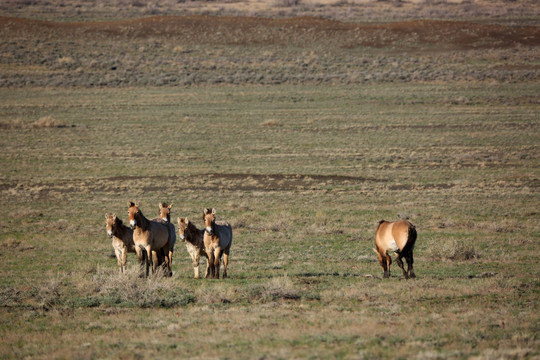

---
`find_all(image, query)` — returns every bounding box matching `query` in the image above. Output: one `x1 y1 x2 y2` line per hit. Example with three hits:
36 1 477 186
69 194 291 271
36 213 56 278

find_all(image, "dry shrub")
0 118 25 129
30 116 66 129
245 275 301 302
261 119 281 127
36 278 62 311
428 239 479 261
75 266 194 308
195 283 235 305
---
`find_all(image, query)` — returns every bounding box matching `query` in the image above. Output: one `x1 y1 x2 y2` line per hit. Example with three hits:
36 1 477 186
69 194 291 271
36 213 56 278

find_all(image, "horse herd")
105 202 416 280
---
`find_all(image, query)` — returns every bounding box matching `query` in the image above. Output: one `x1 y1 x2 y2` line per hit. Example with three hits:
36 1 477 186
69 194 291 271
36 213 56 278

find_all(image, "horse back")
149 220 170 249
376 220 413 253
215 221 233 250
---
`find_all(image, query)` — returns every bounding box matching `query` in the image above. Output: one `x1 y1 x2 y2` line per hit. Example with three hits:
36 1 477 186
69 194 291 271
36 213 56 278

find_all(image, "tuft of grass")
30 116 66 129
428 239 480 261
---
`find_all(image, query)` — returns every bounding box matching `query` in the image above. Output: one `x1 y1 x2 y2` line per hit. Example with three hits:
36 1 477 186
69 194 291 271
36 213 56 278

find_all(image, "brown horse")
177 217 207 279
151 202 176 277
105 213 141 273
374 220 417 279
127 202 171 277
202 208 233 279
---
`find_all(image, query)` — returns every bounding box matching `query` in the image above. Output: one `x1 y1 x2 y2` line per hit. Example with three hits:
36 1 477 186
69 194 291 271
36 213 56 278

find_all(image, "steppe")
0 0 539 359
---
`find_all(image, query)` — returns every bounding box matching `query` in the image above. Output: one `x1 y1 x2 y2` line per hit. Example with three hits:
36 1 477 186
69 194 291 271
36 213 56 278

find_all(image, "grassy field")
1 1 539 358
1 83 538 359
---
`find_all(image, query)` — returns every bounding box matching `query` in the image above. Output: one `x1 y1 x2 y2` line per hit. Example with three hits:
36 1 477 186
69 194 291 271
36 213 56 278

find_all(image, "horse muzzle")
107 230 113 238
205 227 213 235
129 219 136 229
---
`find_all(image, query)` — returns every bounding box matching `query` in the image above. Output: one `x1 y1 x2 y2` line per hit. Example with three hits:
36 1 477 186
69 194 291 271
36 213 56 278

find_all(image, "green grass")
0 83 539 359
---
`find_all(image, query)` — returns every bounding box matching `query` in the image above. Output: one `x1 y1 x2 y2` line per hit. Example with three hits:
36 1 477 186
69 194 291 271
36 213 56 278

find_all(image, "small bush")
30 116 66 129
429 239 479 261
245 275 301 302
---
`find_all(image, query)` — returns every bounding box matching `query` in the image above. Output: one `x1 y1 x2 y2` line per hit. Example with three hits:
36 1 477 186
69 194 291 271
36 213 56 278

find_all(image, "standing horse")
177 217 207 279
202 208 233 279
105 213 140 273
151 202 176 277
127 202 171 277
374 220 417 279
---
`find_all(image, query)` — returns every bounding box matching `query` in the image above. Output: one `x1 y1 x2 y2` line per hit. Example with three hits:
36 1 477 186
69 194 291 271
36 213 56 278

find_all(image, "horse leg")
395 253 409 279
152 250 160 274
213 248 221 279
384 252 392 278
222 249 229 279
205 249 214 279
406 251 416 279
145 245 152 277
115 248 123 273
135 247 145 276
168 249 174 277
192 254 200 279
121 247 128 273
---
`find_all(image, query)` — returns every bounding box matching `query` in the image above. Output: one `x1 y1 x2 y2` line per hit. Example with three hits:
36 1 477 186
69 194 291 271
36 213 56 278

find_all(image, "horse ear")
128 201 133 207
185 218 189 225
212 208 216 215
112 213 116 220
159 203 163 209
168 203 173 209
105 213 109 219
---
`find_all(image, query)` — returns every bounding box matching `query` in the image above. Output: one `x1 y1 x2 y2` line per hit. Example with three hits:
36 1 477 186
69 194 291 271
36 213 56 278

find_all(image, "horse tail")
401 223 417 255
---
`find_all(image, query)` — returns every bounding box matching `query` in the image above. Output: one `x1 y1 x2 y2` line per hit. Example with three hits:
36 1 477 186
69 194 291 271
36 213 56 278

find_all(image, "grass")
0 2 539 357
0 82 538 358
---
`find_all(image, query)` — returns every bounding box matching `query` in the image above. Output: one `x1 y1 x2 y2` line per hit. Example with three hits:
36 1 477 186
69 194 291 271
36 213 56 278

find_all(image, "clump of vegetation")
30 116 67 129
429 239 480 261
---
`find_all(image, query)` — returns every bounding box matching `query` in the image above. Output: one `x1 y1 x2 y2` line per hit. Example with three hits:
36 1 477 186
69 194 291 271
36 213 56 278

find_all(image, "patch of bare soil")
1 15 539 49
1 15 539 86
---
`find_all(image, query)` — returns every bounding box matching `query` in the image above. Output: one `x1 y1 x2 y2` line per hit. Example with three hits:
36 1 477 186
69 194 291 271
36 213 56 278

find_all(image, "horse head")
202 208 216 235
127 201 141 229
177 217 189 241
105 212 116 238
158 202 173 223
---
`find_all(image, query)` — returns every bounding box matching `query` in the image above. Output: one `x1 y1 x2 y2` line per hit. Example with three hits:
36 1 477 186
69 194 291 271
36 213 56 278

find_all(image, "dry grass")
0 3 538 357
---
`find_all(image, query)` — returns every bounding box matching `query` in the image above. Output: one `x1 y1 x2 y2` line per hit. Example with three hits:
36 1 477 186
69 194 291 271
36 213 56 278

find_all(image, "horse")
202 208 233 279
373 220 417 279
177 217 207 279
127 202 171 277
151 202 176 277
105 212 141 273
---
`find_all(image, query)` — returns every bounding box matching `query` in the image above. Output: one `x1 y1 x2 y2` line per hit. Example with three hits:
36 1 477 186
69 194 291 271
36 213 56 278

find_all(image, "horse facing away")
202 208 233 279
374 220 417 279
177 217 207 279
127 202 171 277
105 213 140 273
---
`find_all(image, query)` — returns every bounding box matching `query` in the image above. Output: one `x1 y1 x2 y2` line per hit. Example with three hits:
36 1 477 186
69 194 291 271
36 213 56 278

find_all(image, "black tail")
401 223 417 255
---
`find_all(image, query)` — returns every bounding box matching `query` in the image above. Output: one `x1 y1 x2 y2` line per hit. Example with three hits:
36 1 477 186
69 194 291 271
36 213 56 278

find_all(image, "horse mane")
111 216 131 238
136 210 151 231
186 221 204 248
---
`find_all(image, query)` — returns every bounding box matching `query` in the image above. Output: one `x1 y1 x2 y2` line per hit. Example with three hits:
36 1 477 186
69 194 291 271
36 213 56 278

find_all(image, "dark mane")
186 221 204 248
135 210 151 231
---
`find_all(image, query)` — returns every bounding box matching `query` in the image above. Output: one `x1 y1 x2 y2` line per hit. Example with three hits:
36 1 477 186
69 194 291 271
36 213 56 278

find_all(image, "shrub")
429 239 479 261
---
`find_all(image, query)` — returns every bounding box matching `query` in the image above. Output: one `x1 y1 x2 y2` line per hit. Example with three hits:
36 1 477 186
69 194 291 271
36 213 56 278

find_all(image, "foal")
177 217 207 279
105 213 138 273
202 208 233 279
